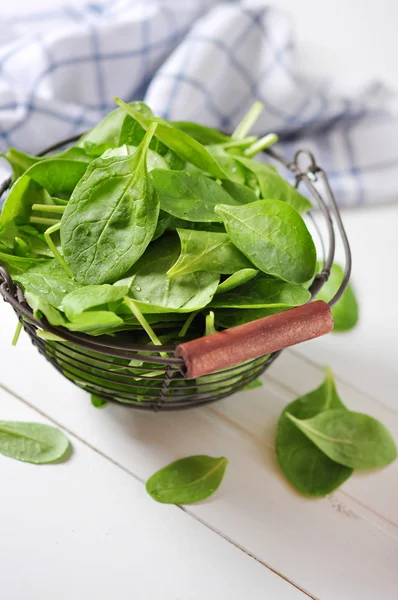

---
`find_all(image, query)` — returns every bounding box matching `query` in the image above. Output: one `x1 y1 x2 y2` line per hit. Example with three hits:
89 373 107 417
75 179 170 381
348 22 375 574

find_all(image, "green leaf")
215 199 316 284
275 369 353 497
122 235 219 313
206 145 248 184
101 144 169 171
151 169 244 223
25 291 66 326
287 410 397 470
146 455 228 504
152 210 225 241
235 156 312 213
115 98 227 179
243 378 263 390
211 276 310 309
216 269 259 294
315 263 359 332
64 311 124 334
14 259 80 308
61 123 160 284
0 251 48 276
0 421 70 464
61 284 129 319
214 307 285 329
0 175 53 227
168 229 253 277
91 395 108 409
24 158 88 195
220 179 259 204
171 121 230 145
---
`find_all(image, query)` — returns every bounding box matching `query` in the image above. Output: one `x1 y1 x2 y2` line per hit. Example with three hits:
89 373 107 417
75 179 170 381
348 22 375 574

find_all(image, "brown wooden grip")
175 300 334 379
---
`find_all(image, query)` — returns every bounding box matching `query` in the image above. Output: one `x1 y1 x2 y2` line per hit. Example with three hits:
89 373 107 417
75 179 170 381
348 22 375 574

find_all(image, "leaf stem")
231 102 264 140
244 133 279 157
29 216 60 226
12 320 23 346
205 311 217 336
178 311 199 338
123 297 168 358
44 222 75 279
32 204 66 214
222 136 258 150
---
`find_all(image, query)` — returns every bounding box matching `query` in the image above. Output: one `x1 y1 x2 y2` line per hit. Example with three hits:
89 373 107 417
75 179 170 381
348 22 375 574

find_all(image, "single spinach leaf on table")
211 276 310 309
61 284 129 319
216 269 259 294
168 229 253 277
215 199 316 284
287 410 397 470
171 121 230 145
146 455 228 504
0 421 70 464
276 369 353 497
91 395 108 408
115 98 227 179
315 263 359 332
61 123 160 285
14 259 80 308
150 169 249 223
119 235 219 313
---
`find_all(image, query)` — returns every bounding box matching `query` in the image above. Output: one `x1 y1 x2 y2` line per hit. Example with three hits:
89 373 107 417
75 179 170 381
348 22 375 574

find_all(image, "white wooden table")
1 2 398 598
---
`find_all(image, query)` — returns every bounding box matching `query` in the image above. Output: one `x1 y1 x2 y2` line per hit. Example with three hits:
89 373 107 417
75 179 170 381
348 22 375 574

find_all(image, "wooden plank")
0 385 306 600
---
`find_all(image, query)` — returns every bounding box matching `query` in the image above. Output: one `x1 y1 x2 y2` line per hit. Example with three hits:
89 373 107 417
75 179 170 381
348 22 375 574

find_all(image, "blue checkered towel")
1 0 397 206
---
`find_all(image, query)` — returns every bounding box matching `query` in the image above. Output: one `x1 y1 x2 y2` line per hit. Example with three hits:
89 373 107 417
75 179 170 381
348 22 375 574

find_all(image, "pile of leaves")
0 99 320 342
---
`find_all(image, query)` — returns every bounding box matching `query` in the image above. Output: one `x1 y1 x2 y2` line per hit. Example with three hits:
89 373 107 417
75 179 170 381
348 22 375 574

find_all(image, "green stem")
244 133 278 158
231 102 264 140
30 217 60 226
32 204 66 214
178 311 199 338
12 320 23 346
222 136 257 150
205 311 217 336
44 222 74 279
123 297 168 358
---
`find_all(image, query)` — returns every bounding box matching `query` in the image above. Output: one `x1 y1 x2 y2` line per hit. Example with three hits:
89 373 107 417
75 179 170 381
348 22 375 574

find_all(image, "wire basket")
0 139 351 411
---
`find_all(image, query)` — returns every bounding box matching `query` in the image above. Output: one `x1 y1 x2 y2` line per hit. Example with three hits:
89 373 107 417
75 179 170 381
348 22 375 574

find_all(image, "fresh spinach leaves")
146 455 228 504
0 421 70 464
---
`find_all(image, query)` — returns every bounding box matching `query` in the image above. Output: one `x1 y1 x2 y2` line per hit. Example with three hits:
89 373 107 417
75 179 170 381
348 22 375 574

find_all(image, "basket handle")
175 300 333 379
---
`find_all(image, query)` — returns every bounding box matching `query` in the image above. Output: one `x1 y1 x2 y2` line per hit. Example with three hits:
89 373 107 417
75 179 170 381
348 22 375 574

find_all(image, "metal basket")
0 139 351 411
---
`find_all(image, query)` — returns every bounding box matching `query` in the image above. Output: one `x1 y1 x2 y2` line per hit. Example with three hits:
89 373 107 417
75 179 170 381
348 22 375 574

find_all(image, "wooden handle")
175 300 334 379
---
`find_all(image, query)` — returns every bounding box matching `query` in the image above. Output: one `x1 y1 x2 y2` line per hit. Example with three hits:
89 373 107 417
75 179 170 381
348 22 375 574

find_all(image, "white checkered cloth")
1 0 397 206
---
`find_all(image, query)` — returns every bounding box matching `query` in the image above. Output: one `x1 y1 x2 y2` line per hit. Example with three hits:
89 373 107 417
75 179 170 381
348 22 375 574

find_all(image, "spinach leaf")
101 144 170 171
64 311 124 334
243 378 263 390
150 169 247 223
235 156 312 214
61 123 160 284
171 121 230 145
216 269 259 294
315 263 359 332
61 284 129 319
153 210 225 241
0 175 53 226
14 259 80 308
115 98 226 178
24 158 88 195
214 307 285 329
146 455 228 504
215 199 316 284
25 291 66 326
168 229 253 277
276 369 352 496
121 235 219 313
0 251 48 276
0 421 70 464
205 145 247 184
211 276 310 308
220 179 259 204
2 148 40 180
287 410 397 470
91 395 108 409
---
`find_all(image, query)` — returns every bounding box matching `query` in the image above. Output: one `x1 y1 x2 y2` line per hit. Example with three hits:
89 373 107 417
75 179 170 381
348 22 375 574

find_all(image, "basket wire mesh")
0 140 351 410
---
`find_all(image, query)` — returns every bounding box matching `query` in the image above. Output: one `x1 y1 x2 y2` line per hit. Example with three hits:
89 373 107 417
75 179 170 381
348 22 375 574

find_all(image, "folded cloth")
1 0 397 206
